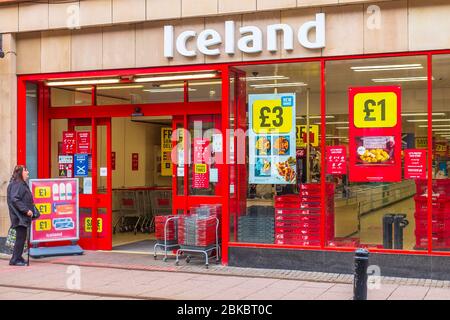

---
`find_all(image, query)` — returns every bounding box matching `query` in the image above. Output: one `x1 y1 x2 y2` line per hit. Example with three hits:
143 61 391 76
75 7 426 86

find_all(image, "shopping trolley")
113 190 142 235
153 215 179 262
148 189 172 233
175 206 221 268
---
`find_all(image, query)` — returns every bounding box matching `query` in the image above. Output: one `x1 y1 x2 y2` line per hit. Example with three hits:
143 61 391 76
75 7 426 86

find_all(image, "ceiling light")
351 64 423 72
432 128 450 132
143 88 197 93
46 78 120 86
135 72 217 83
419 124 450 128
336 127 349 130
372 77 431 83
97 85 144 90
324 121 349 125
251 82 308 89
160 81 222 88
246 76 289 81
407 118 450 123
308 115 335 119
402 113 445 117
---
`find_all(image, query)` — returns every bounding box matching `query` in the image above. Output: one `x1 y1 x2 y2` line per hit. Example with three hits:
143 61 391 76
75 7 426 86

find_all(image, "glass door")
64 118 112 250
172 113 223 214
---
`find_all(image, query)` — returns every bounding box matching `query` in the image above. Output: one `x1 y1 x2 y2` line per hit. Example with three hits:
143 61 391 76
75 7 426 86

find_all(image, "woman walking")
7 165 34 266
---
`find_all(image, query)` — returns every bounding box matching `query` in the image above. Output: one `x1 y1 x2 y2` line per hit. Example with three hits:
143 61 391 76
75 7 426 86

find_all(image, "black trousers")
11 226 27 264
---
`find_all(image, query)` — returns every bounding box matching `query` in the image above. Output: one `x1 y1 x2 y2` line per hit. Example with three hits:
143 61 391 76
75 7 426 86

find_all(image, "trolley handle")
164 216 179 247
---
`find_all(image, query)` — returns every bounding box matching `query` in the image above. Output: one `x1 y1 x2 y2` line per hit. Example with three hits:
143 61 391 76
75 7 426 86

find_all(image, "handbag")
5 227 28 252
5 227 16 250
32 206 41 220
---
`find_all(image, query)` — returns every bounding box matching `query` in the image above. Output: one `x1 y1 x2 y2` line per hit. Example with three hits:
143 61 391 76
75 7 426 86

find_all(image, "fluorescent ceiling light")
251 82 308 89
419 124 450 128
98 85 144 90
432 128 450 132
135 72 217 83
351 64 423 72
372 77 431 83
336 127 349 130
46 78 120 86
402 113 445 117
160 81 222 88
298 116 334 119
324 121 349 125
143 88 196 93
246 76 289 81
407 118 450 123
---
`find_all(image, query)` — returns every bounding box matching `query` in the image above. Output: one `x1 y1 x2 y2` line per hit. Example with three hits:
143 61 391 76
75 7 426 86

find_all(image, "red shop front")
17 51 450 277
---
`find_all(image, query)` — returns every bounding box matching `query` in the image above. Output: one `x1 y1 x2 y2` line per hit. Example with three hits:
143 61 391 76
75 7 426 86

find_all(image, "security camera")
252 71 259 77
0 51 4 59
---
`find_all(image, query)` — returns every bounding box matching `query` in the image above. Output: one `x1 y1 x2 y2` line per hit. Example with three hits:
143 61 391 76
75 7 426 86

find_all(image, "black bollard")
353 248 369 300
382 214 394 249
393 214 409 250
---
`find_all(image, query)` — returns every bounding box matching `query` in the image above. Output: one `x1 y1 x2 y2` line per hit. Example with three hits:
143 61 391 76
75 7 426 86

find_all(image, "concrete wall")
0 34 17 237
0 0 396 33
10 0 450 74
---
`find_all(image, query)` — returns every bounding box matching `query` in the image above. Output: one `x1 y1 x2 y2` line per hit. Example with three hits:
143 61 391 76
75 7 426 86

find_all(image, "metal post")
382 214 394 249
393 214 409 250
353 248 369 300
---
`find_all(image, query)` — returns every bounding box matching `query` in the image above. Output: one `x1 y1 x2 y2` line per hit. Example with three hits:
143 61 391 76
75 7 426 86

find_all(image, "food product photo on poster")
348 86 402 183
249 93 297 185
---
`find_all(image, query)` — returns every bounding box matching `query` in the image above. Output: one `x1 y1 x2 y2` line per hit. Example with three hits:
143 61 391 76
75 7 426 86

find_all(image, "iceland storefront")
1 0 450 278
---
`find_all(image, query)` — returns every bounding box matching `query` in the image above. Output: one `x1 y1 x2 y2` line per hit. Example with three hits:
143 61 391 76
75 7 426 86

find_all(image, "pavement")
0 250 450 300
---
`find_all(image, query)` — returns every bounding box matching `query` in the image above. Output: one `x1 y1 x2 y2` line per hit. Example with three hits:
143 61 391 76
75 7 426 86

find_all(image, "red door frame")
17 50 450 262
66 118 112 250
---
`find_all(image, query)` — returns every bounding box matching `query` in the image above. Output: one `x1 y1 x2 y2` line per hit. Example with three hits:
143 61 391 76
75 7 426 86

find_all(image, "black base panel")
228 247 450 281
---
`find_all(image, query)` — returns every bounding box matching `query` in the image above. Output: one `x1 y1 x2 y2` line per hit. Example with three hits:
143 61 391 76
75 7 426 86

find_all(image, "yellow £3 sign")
353 92 397 128
252 99 293 134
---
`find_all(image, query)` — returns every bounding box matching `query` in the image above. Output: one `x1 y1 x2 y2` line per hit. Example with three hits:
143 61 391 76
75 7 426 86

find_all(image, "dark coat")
7 180 34 228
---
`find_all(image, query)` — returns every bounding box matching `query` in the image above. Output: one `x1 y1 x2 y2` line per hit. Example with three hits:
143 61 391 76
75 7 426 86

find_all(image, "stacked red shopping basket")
274 183 335 246
178 205 220 248
414 179 450 250
155 215 178 245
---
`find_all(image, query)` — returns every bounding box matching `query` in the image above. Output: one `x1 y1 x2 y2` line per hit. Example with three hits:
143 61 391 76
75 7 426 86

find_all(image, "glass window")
96 82 184 105
26 83 38 179
51 86 92 107
431 54 450 252
188 79 222 101
232 62 322 246
325 56 428 251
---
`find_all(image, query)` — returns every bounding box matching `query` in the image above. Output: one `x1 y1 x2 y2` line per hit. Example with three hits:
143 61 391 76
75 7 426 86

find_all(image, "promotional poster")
30 179 79 243
326 146 347 175
249 94 297 184
348 87 402 182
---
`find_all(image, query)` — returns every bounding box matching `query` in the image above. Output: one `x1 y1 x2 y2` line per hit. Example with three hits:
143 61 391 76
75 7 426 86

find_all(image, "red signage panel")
348 86 402 182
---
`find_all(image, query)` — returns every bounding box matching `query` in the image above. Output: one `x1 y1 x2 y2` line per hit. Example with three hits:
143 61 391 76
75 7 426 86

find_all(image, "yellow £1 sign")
354 92 397 128
252 99 293 134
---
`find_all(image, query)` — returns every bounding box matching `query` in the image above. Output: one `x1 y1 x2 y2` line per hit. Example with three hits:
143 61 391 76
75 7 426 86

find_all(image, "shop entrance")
48 103 223 251
50 117 112 250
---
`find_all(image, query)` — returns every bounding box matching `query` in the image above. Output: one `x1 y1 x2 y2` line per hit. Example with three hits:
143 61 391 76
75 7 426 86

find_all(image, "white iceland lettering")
164 13 326 58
